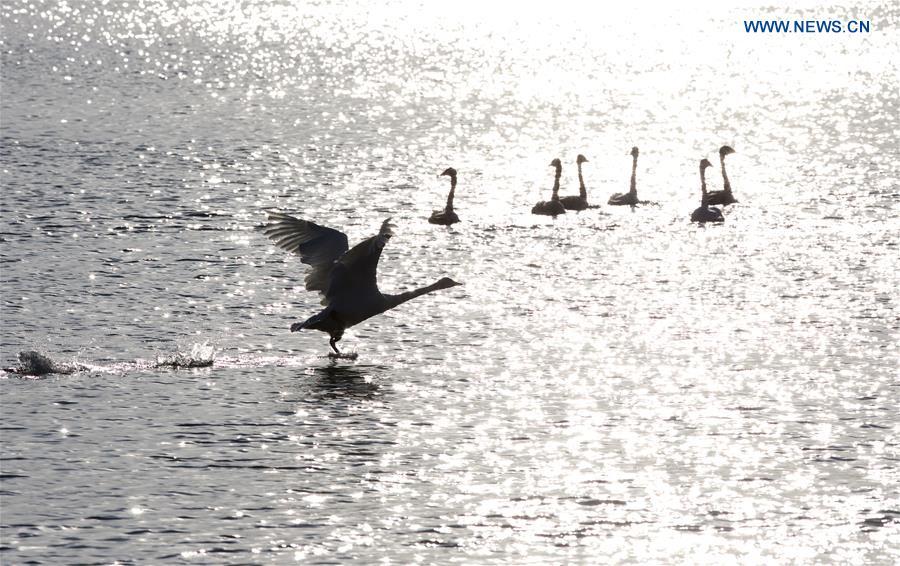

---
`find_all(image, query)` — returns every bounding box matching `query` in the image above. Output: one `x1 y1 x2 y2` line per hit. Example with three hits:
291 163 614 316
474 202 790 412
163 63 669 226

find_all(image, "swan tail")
291 310 327 332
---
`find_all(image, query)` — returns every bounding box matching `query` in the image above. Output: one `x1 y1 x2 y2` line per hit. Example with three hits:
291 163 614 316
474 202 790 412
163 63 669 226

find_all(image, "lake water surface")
1 0 899 563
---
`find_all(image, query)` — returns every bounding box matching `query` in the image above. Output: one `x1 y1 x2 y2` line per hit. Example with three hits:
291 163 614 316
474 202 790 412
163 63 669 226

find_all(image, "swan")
608 146 640 206
264 213 462 357
428 167 460 225
532 158 567 216
704 145 738 206
560 154 590 211
690 158 724 223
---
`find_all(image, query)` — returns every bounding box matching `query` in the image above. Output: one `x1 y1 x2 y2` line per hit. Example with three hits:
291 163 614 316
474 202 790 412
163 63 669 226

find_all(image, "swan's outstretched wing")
325 218 395 303
264 212 349 300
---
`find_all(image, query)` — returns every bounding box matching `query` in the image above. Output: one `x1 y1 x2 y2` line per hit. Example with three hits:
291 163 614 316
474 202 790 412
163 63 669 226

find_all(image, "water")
2 0 899 563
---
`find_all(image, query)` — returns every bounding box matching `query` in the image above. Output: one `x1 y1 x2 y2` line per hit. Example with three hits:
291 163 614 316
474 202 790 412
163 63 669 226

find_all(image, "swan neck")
720 154 732 193
700 166 708 206
551 166 561 201
387 281 444 309
445 175 456 211
629 155 638 195
577 161 586 198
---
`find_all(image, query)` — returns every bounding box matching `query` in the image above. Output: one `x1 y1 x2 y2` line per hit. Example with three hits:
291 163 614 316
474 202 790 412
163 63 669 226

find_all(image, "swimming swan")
690 158 724 223
608 146 640 207
560 154 590 211
704 145 738 206
428 167 460 225
532 158 567 216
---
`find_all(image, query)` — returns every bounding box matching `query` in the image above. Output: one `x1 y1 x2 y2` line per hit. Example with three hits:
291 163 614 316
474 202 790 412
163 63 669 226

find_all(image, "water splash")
4 350 88 376
3 343 217 377
154 342 217 369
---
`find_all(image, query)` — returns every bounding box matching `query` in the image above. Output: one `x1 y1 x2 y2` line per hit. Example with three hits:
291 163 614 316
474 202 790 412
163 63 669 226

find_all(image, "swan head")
630 146 639 157
549 158 562 168
700 158 713 170
435 277 463 290
576 154 588 164
440 167 457 177
719 145 736 157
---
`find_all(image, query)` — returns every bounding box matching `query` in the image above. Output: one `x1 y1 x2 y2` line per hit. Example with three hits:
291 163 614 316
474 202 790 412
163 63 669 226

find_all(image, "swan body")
691 206 724 223
608 147 640 206
264 213 462 356
560 154 590 211
429 209 459 225
532 158 566 216
690 158 724 223
429 167 460 225
704 145 738 206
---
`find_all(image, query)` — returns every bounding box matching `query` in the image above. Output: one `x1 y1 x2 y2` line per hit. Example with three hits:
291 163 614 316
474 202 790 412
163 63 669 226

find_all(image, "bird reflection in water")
301 362 388 400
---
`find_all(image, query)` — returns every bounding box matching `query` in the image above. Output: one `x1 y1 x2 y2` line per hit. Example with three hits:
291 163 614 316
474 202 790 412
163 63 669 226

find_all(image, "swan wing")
264 212 350 299
325 218 395 303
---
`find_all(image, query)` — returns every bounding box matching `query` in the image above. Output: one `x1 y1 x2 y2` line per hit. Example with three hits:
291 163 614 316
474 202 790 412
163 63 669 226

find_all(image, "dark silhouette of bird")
532 158 567 216
690 158 724 223
608 146 641 207
704 145 738 206
560 154 591 211
264 213 462 357
429 167 460 225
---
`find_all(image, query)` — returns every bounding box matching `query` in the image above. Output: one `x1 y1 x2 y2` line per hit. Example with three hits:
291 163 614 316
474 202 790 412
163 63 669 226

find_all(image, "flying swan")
265 213 462 357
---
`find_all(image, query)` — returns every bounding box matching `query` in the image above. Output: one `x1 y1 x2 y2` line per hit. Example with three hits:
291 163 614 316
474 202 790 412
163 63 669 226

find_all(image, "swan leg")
327 337 357 359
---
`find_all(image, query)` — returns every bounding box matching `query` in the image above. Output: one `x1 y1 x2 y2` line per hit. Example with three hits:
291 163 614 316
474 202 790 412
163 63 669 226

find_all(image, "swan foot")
327 351 359 360
290 322 304 332
328 335 353 358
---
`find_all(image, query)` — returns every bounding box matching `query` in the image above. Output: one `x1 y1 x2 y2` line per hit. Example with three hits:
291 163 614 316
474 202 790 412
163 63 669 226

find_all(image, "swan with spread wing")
264 213 462 357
